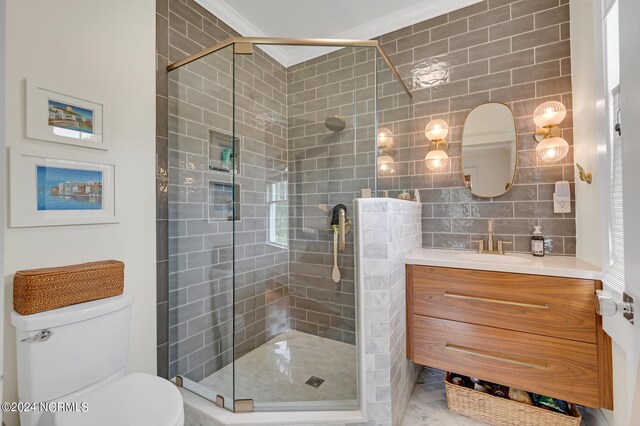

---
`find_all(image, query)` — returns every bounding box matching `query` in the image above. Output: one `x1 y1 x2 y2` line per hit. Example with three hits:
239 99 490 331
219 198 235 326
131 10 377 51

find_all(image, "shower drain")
305 376 325 388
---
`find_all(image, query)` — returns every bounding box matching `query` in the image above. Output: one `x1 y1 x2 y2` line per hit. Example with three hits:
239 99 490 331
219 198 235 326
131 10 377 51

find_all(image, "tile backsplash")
376 0 576 255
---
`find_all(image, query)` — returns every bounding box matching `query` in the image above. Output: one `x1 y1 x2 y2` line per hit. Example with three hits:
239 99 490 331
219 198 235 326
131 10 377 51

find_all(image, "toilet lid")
54 373 183 426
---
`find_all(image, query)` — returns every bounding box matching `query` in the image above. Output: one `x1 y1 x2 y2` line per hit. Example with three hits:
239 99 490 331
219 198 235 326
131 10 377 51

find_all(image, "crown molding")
195 0 291 66
195 0 482 67
284 0 482 65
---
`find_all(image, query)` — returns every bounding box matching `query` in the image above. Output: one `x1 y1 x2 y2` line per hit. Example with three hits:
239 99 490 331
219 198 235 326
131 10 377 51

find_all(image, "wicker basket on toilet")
13 260 124 315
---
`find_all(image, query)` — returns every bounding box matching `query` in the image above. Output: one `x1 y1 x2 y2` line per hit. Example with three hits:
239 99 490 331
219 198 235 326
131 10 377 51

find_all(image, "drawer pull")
443 291 549 310
445 343 550 370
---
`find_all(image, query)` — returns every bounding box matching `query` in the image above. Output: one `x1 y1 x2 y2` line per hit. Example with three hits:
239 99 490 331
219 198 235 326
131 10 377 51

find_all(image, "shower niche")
165 37 412 414
208 181 240 222
209 128 240 175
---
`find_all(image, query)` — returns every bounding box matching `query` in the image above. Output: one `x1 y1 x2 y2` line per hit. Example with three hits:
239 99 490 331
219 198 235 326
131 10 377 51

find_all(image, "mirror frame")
461 101 519 199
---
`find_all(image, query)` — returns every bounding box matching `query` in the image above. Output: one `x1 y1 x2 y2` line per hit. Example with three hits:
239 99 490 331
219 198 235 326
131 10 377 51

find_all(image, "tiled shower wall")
166 51 289 384
157 0 289 380
376 0 576 255
285 48 375 344
285 50 411 342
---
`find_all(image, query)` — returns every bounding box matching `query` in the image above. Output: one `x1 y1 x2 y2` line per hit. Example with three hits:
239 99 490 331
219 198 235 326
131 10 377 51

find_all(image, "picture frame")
26 80 107 150
9 146 118 227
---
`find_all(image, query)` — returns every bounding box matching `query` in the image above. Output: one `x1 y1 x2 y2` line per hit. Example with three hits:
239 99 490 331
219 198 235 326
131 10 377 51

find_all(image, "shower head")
325 115 346 132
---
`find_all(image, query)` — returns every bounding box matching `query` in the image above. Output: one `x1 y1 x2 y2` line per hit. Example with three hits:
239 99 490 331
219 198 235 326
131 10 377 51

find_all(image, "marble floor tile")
199 330 357 405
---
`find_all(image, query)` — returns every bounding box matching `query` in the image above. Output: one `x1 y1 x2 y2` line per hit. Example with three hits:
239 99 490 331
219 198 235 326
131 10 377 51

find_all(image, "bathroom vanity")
405 249 613 409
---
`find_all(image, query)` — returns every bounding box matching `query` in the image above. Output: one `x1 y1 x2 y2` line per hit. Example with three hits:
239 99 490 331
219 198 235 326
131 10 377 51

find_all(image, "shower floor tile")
199 330 357 404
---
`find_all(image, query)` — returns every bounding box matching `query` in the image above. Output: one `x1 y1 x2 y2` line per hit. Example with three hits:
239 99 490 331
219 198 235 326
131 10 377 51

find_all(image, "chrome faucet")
471 219 512 254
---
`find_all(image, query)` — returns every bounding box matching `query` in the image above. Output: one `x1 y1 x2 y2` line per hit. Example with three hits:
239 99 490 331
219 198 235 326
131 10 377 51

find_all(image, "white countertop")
406 248 602 280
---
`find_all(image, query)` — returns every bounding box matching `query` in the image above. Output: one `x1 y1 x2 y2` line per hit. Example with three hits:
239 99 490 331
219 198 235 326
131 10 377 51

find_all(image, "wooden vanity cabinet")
406 265 613 409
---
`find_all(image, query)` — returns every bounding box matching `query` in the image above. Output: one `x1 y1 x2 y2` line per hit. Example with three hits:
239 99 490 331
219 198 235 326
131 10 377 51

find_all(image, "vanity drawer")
412 315 600 407
410 265 597 343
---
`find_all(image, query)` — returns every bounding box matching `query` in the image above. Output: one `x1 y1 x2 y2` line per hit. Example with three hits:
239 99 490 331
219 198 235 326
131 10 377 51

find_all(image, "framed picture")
26 80 107 150
9 146 117 227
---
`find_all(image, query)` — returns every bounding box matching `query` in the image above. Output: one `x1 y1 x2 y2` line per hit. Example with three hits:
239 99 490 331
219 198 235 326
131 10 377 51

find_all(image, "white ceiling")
195 0 482 67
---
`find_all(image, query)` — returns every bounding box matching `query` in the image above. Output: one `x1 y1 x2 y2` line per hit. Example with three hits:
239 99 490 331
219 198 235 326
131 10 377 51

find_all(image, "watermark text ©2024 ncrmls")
1 401 88 413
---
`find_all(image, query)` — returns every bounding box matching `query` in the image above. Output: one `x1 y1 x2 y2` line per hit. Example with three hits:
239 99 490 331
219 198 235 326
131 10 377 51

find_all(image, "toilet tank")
11 294 133 404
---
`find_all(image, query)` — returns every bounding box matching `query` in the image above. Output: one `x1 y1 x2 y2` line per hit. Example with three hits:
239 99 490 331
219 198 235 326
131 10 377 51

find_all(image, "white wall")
0 0 6 407
1 1 156 425
571 0 607 269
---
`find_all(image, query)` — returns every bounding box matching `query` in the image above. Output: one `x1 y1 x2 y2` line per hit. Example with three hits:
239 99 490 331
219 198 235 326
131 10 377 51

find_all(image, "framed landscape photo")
9 146 117 227
26 80 107 150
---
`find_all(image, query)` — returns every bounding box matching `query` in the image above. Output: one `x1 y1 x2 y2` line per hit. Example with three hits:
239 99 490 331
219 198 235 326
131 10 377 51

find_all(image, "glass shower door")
167 43 236 410
166 37 411 414
229 44 378 411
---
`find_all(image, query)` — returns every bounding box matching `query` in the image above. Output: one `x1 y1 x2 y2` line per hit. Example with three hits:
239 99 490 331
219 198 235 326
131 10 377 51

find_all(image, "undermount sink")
456 252 533 265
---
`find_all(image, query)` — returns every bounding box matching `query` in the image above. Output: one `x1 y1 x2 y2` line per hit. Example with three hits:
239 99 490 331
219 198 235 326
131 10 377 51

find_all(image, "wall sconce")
378 127 394 147
377 127 395 173
424 119 449 172
533 101 569 163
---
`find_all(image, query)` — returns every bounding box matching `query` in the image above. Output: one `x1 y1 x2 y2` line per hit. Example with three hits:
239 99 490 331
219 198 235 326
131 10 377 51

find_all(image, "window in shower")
268 181 287 247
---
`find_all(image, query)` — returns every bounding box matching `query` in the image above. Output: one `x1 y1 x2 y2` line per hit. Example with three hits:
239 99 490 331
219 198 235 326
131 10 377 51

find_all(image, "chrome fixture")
471 219 512 255
20 329 53 343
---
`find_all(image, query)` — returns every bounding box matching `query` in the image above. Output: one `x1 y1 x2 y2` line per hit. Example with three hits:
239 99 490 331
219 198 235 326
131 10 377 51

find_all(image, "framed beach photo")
9 146 117 227
26 80 107 150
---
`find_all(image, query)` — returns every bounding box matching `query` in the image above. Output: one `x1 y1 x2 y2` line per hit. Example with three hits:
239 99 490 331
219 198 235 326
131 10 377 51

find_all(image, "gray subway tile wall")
376 0 575 255
286 46 378 344
157 0 290 380
166 43 290 383
157 0 578 384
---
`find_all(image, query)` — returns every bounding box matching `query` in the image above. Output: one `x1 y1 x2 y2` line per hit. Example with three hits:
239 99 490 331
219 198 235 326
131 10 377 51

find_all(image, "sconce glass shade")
425 149 449 172
378 154 395 172
536 136 570 163
378 127 394 147
425 119 449 141
533 101 567 128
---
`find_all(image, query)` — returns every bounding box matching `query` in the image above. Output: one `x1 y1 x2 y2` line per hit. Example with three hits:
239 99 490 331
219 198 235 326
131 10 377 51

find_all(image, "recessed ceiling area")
195 0 483 66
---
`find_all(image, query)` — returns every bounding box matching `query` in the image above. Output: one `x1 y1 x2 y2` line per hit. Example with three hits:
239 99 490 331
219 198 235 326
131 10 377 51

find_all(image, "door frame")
617 0 640 421
588 0 640 424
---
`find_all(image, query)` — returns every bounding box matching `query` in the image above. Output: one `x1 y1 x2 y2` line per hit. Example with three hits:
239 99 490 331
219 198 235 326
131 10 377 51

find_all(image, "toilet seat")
54 373 184 426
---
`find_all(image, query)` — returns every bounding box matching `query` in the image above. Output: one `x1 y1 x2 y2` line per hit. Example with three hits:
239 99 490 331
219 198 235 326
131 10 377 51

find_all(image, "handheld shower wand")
331 204 348 283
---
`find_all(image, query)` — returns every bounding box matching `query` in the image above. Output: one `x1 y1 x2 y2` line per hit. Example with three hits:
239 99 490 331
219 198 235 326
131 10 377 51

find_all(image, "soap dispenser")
531 226 545 257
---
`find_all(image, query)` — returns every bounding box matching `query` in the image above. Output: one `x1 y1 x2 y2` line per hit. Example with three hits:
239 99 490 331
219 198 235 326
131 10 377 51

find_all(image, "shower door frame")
167 36 412 99
165 36 411 416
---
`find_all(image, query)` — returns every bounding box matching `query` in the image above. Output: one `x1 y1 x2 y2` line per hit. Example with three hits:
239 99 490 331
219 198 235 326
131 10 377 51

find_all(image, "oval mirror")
462 103 517 198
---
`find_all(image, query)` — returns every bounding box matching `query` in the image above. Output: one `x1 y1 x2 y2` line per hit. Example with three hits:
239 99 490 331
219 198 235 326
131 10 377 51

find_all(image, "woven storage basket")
445 373 581 426
13 260 124 315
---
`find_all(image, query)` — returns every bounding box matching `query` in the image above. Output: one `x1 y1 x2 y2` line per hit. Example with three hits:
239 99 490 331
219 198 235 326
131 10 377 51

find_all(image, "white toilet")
11 294 184 426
